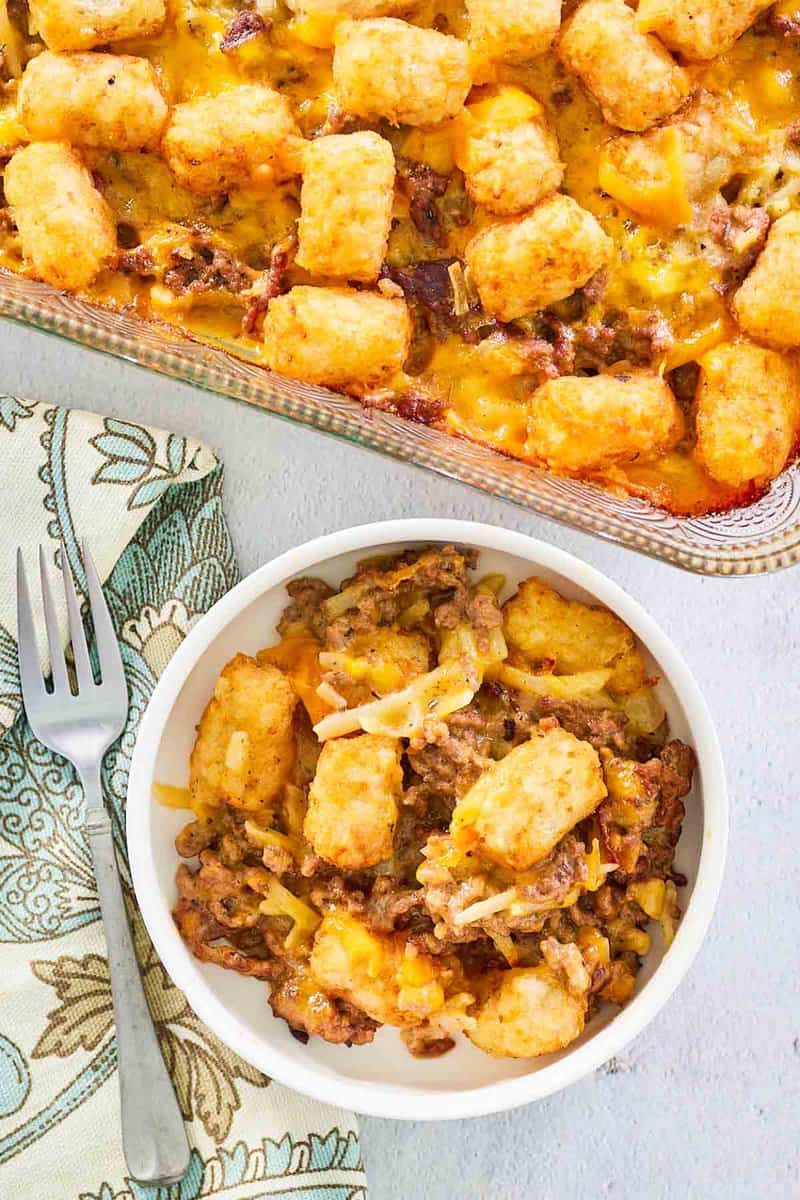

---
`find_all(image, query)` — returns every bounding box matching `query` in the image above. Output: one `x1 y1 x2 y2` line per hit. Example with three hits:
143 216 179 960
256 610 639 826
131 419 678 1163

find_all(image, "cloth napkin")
0 398 367 1200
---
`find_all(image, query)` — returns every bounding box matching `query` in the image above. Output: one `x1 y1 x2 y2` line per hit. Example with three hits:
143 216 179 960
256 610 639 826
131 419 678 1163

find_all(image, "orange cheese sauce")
0 5 798 516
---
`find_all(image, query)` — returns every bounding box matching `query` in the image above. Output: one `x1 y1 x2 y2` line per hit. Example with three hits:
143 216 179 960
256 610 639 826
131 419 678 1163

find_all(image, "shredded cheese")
453 888 517 927
153 782 193 810
258 877 320 950
315 679 348 710
313 660 477 741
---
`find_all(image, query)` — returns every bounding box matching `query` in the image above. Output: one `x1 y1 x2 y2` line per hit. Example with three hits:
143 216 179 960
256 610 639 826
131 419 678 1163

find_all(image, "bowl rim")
127 518 728 1121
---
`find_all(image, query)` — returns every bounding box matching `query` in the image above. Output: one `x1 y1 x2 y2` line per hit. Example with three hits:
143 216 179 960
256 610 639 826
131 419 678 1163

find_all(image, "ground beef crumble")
268 968 378 1046
242 234 296 334
708 197 770 294
383 259 462 337
220 11 270 52
277 576 334 639
360 385 444 426
117 245 156 276
768 9 800 35
396 157 450 246
598 740 695 880
405 710 493 814
163 231 253 296
485 678 631 754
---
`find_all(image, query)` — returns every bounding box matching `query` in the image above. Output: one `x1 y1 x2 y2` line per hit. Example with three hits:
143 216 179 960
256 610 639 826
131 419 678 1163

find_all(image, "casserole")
3 1 800 568
127 519 728 1119
2 269 800 575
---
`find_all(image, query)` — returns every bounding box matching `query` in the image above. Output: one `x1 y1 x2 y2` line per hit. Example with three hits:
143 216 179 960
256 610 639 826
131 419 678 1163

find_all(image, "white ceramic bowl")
127 519 727 1121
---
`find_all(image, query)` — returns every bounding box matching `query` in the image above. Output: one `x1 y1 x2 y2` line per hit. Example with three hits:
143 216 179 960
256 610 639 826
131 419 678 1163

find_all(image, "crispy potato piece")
190 653 297 813
465 195 611 321
263 286 411 391
310 909 451 1026
333 18 472 126
596 90 757 229
637 0 773 61
453 87 563 216
503 577 647 695
350 627 430 678
467 0 560 64
289 0 413 15
560 0 690 132
451 726 607 872
4 142 116 291
460 123 562 216
616 686 665 737
304 733 403 868
163 85 303 196
695 340 800 489
288 0 414 12
296 131 395 281
287 0 415 47
18 52 167 151
526 369 684 475
733 212 800 350
468 965 587 1057
268 961 377 1044
28 0 165 49
598 123 694 230
287 0 412 16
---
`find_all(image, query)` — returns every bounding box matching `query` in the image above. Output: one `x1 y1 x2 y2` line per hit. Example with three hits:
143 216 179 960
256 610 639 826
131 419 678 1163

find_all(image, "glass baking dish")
1 265 798 576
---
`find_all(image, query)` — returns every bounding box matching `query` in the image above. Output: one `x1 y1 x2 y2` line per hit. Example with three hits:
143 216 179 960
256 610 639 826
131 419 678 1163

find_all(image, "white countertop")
4 321 796 1199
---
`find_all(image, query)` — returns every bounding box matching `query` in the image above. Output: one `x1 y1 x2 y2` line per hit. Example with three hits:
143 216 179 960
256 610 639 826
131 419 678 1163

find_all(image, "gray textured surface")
3 322 797 1200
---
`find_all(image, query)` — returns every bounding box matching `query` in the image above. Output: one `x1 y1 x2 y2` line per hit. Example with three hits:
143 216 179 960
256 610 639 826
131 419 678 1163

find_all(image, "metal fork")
17 543 190 1186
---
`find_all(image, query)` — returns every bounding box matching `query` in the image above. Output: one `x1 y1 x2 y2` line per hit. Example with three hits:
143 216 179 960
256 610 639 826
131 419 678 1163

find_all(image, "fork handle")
86 802 190 1185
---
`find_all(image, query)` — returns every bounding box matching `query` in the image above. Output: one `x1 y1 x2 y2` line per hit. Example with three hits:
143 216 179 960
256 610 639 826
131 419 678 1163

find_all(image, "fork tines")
16 542 126 710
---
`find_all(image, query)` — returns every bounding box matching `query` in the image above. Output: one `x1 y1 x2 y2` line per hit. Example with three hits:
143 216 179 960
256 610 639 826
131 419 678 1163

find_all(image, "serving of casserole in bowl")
2 0 800 572
127 520 727 1119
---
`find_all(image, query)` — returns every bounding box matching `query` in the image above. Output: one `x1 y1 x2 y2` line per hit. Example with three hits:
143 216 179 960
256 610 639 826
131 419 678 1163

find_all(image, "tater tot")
288 0 414 13
263 286 411 391
28 0 165 50
18 52 168 151
596 91 754 230
296 131 395 281
526 369 684 473
465 195 611 321
287 0 416 47
451 726 607 872
467 0 561 64
310 910 450 1026
333 18 472 126
4 142 116 291
163 85 304 196
304 733 402 869
468 966 587 1058
331 626 431 696
453 87 563 215
695 340 800 489
503 577 646 694
733 212 800 350
189 653 297 813
637 0 773 61
560 0 690 132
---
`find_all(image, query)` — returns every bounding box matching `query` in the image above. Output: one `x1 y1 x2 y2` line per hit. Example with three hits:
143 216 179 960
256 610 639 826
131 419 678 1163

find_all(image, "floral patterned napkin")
0 398 367 1200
